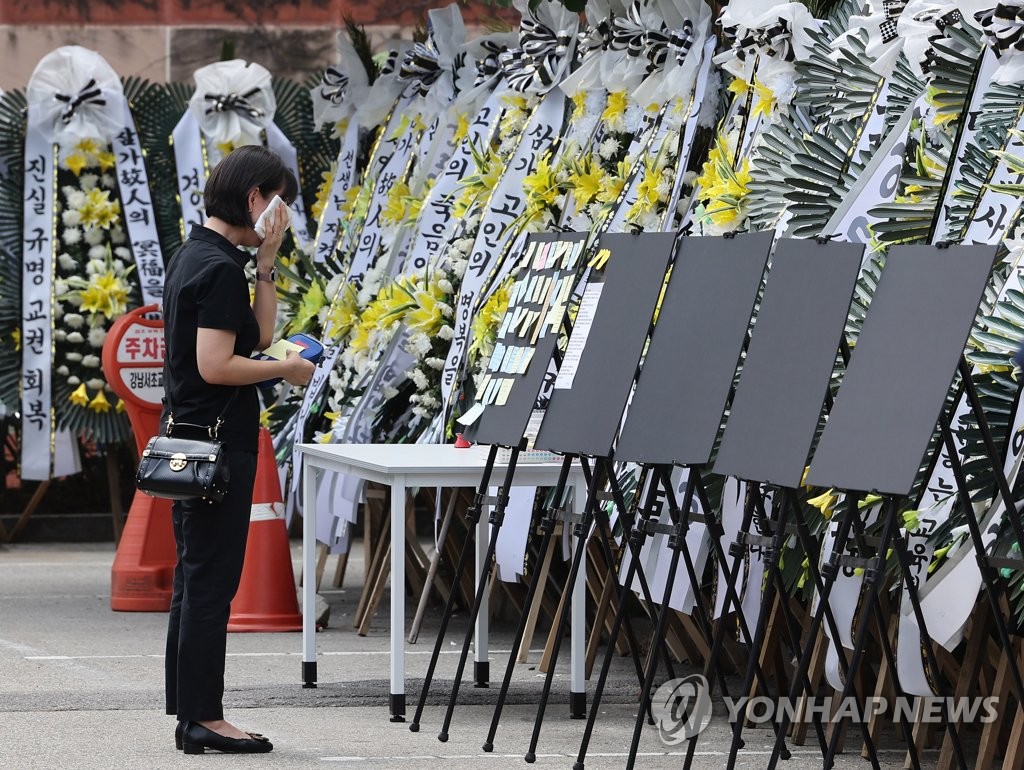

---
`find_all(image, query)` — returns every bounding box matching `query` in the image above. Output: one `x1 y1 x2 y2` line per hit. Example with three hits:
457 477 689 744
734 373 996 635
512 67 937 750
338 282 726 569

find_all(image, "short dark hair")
203 145 298 229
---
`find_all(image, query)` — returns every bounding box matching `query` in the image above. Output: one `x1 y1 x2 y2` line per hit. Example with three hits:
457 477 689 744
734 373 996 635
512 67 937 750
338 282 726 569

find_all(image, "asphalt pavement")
0 541 911 768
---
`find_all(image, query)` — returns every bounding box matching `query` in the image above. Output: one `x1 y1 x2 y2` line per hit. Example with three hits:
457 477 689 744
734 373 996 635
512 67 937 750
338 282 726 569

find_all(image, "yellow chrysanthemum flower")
73 138 102 156
571 90 588 121
97 151 117 173
64 153 89 176
11 328 19 351
325 283 359 340
469 278 512 361
453 112 471 145
602 91 628 127
381 181 412 226
288 280 326 336
311 164 337 221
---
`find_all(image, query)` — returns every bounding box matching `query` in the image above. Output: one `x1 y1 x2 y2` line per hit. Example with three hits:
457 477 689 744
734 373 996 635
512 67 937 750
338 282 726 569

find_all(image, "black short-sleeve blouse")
160 226 260 453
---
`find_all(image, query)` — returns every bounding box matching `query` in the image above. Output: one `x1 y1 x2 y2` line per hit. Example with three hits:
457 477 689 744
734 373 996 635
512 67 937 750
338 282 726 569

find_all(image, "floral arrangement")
52 138 141 436
692 129 752 235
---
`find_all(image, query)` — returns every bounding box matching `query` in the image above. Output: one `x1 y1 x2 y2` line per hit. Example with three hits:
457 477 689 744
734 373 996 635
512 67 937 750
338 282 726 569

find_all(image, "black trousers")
165 449 257 722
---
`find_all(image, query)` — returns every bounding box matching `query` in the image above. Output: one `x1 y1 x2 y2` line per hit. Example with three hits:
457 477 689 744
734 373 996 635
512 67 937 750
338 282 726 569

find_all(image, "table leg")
302 461 319 688
474 493 490 688
390 476 407 721
570 475 587 718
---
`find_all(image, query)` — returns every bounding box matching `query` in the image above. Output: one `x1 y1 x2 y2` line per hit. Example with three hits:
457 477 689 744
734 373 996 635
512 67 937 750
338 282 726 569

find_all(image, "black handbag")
135 392 236 503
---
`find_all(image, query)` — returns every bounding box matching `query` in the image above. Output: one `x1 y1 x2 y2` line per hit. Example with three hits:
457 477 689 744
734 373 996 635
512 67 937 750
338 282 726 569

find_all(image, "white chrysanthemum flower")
66 331 85 344
66 294 83 307
112 260 127 274
62 210 82 227
450 258 468 278
409 367 429 390
88 327 107 348
82 355 101 368
110 227 126 245
598 137 620 160
54 279 69 298
84 227 106 246
54 330 67 342
438 325 454 340
63 228 83 246
419 393 439 409
57 253 77 271
56 365 70 376
114 247 131 260
86 378 106 391
88 246 107 261
438 278 454 294
410 333 432 357
64 313 85 329
67 375 81 385
79 174 99 190
624 103 644 134
66 352 83 363
425 357 445 370
101 174 115 189
66 189 87 209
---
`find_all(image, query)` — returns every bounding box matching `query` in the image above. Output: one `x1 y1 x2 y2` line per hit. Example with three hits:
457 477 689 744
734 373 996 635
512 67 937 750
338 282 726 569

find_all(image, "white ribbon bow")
848 0 976 78
26 45 124 148
714 0 818 81
311 35 371 129
189 59 276 148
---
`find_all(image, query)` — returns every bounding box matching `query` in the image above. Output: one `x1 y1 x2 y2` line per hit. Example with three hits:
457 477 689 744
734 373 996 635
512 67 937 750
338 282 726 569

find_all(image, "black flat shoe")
175 720 264 751
181 722 273 755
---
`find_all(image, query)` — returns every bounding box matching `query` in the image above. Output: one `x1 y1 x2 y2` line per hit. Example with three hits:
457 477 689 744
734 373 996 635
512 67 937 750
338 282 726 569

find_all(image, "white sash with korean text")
20 108 57 480
312 121 361 264
439 90 566 413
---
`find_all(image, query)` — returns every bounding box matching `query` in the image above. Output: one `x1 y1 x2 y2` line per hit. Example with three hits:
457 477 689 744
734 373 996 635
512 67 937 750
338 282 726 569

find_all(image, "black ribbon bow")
203 87 265 120
55 79 106 125
724 18 796 63
398 41 443 98
318 66 350 106
646 20 696 74
977 2 1024 56
500 15 574 93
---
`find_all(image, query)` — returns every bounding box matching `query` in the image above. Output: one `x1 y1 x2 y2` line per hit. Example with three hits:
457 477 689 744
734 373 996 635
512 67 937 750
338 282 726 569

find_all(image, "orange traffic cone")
228 427 302 632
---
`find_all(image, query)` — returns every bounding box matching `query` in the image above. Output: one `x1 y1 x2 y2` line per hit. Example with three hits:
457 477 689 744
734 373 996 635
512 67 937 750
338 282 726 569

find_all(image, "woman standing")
161 145 315 755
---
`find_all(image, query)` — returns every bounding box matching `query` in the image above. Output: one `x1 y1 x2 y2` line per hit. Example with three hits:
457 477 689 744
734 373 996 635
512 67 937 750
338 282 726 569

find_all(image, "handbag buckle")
169 453 188 472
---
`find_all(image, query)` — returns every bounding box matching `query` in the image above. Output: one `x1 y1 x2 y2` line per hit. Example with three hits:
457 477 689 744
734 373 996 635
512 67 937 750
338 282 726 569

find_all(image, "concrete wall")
0 1 518 89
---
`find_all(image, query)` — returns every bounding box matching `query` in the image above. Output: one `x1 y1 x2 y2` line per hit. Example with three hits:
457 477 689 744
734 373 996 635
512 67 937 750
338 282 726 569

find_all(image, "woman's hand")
281 349 315 387
255 204 289 272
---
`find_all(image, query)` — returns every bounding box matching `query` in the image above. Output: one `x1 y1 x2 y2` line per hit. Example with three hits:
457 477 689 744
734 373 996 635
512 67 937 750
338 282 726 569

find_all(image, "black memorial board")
533 232 676 457
712 239 864 488
616 232 773 465
805 244 997 496
464 232 588 447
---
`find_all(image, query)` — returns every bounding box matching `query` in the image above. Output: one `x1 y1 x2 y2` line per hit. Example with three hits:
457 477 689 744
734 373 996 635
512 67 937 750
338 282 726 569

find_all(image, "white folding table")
297 442 589 721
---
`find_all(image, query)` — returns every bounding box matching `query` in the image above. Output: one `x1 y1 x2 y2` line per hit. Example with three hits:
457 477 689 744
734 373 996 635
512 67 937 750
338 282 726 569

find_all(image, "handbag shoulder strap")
165 387 241 439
